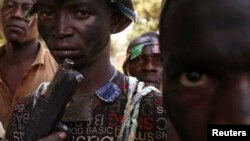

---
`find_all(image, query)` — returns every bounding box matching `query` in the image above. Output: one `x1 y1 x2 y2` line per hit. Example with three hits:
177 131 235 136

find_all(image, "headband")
129 42 160 60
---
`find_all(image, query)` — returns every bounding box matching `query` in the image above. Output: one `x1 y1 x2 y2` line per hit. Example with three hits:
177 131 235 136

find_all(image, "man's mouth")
5 24 25 32
51 49 79 58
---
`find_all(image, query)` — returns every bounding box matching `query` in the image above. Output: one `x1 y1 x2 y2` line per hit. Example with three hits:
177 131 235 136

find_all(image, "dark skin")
160 0 250 140
0 0 39 95
35 0 126 140
36 0 115 93
124 34 181 141
125 36 162 89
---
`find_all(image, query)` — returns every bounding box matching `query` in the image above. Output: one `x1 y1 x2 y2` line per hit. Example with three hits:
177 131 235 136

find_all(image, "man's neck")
4 39 39 65
76 53 115 94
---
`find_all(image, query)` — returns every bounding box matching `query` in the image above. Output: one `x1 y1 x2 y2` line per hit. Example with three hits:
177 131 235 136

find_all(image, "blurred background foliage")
111 0 162 71
128 0 162 41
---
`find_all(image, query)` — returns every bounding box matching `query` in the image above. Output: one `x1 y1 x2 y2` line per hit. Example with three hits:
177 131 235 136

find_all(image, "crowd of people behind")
1 0 250 141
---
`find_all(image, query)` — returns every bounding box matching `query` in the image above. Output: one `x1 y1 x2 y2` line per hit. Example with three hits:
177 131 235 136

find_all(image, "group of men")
2 0 166 140
0 0 250 141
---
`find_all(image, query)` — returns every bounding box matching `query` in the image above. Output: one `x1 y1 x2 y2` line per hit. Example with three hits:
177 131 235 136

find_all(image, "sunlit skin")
160 0 250 140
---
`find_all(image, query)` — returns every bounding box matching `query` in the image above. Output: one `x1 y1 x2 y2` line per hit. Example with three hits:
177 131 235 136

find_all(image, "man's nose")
52 14 73 39
142 58 157 72
210 74 250 124
11 7 24 19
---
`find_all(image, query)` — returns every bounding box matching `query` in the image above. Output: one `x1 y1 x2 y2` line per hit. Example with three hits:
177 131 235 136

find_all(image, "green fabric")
129 44 144 60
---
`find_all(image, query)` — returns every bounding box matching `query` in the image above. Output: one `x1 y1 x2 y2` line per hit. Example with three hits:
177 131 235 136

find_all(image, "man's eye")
4 2 15 9
23 5 32 13
180 71 208 87
132 55 143 62
39 11 53 18
74 10 90 18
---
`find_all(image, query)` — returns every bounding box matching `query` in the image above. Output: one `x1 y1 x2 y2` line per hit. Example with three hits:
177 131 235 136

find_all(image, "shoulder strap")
118 76 160 141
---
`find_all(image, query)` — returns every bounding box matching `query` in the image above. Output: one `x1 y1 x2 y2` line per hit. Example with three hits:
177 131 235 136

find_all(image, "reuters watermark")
208 125 250 140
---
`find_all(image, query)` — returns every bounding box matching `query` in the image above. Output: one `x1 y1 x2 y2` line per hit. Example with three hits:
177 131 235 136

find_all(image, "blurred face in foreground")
36 0 112 68
160 0 250 140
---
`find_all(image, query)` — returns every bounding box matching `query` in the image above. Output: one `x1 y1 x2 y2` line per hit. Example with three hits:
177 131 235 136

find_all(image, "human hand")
38 132 66 141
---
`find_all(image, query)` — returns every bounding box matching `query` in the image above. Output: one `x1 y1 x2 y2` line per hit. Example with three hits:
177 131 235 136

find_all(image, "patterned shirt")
6 72 167 141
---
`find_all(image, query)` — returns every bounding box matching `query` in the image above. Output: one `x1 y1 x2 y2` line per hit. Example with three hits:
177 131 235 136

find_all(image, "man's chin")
54 57 96 70
55 58 66 65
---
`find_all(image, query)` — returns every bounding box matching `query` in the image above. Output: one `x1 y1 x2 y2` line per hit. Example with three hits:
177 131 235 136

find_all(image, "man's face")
1 0 38 44
36 0 111 67
127 44 162 89
160 0 250 140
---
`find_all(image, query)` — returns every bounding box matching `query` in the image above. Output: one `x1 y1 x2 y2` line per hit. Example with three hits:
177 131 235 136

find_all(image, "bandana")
128 42 160 60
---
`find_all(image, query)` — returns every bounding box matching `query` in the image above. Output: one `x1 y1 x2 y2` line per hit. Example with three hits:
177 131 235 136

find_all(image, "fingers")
38 132 66 141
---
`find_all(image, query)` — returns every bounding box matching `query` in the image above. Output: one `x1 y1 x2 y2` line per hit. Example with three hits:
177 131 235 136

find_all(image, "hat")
109 0 136 33
111 0 136 20
23 0 136 33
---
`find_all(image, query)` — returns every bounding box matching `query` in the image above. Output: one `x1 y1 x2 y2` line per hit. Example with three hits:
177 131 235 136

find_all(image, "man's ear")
122 59 129 75
110 8 132 34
